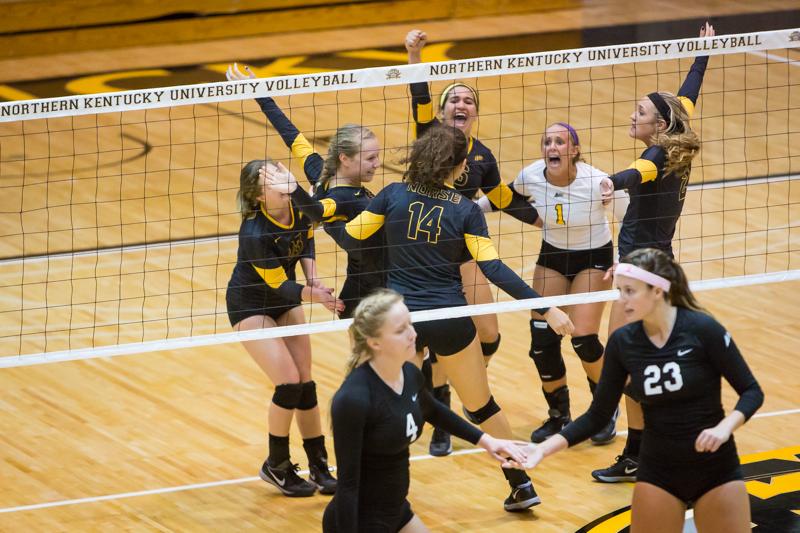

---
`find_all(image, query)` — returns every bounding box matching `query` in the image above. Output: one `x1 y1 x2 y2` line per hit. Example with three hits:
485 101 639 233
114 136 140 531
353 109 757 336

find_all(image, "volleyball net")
1 28 799 367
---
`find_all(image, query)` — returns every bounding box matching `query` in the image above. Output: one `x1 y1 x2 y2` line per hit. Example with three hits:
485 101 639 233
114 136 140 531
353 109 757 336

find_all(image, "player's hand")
405 29 427 63
543 307 574 336
600 176 614 204
306 277 325 289
477 435 528 465
503 443 545 470
695 424 730 453
226 62 256 81
603 262 618 282
699 21 715 39
309 286 344 313
260 161 298 194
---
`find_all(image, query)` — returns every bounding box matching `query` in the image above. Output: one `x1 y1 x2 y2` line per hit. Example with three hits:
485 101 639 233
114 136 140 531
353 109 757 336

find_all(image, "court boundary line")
0 408 797 515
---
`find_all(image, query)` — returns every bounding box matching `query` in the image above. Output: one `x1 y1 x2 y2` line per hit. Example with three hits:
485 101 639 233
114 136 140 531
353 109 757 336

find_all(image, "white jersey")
513 160 612 250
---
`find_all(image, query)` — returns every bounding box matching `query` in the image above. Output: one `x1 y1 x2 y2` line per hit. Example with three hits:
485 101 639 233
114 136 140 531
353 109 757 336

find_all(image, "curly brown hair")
651 92 701 177
401 126 468 188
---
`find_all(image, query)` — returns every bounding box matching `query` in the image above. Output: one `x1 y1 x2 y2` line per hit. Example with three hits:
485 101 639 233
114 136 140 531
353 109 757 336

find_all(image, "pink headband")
614 263 671 292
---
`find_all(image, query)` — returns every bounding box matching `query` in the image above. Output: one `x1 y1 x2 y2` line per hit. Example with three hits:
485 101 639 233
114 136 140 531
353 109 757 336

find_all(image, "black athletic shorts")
323 498 414 532
536 239 614 282
413 314 476 356
225 283 299 326
637 438 742 505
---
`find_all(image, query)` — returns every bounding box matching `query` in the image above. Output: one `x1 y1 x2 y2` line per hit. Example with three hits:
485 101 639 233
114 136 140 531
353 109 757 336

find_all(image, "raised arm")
261 162 340 223
477 151 539 224
405 29 438 137
227 63 324 185
677 22 714 117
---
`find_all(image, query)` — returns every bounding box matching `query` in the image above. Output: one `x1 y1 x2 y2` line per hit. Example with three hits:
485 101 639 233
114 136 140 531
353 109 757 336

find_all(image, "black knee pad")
480 333 501 356
297 381 318 410
529 320 565 382
571 334 604 363
272 383 303 410
464 395 501 425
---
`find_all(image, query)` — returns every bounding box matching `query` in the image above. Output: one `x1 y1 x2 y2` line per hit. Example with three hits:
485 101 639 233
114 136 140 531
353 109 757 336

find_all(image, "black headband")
647 92 672 126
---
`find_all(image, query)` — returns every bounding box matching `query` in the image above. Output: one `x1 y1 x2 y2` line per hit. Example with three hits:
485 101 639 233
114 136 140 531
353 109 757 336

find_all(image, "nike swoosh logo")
624 466 637 474
412 394 418 401
533 350 543 355
268 466 286 486
573 344 583 348
677 348 693 356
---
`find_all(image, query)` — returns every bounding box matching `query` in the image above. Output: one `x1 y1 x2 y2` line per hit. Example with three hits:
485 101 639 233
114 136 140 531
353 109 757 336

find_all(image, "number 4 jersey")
560 307 763 453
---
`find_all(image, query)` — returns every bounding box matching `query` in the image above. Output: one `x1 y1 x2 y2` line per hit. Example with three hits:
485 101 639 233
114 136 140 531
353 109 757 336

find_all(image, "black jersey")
327 362 482 533
409 82 538 225
227 203 314 309
609 56 709 258
560 307 763 460
344 181 548 313
256 97 386 301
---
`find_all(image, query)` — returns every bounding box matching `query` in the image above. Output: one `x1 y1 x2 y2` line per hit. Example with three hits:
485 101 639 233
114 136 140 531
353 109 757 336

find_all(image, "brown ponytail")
401 126 468 188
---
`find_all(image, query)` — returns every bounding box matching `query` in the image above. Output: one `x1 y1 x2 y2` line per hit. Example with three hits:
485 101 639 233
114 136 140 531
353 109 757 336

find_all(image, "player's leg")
630 482 687 533
569 268 616 444
529 265 571 443
692 480 750 533
278 305 337 494
235 313 316 496
461 260 501 365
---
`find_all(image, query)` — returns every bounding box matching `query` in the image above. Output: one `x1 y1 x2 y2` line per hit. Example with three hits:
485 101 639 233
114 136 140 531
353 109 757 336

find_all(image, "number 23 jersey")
561 307 763 451
605 308 761 440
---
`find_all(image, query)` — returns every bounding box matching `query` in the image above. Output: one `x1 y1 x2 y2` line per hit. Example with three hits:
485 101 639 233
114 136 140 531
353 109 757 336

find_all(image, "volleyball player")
592 22 715 482
227 63 384 319
226 159 344 497
339 125 573 511
323 289 532 532
486 122 628 445
518 248 763 533
405 29 541 456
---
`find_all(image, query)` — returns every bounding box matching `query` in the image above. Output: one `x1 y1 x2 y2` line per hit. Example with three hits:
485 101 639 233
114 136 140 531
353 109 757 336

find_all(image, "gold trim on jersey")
467 136 474 154
290 133 315 166
307 226 314 239
320 198 337 218
416 101 434 123
628 158 659 183
678 96 695 118
464 233 499 262
345 210 385 240
485 181 514 209
261 201 295 229
252 264 289 289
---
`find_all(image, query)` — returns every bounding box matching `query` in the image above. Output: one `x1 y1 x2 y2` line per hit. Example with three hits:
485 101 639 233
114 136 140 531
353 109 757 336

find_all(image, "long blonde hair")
650 92 700 177
344 289 404 375
237 159 272 220
318 124 377 191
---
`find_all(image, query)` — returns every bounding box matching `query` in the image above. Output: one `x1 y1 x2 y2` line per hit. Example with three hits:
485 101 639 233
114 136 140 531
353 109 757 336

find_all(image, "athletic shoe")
591 454 638 483
429 427 453 456
309 459 337 494
590 406 619 445
530 410 571 443
259 460 317 497
503 481 541 512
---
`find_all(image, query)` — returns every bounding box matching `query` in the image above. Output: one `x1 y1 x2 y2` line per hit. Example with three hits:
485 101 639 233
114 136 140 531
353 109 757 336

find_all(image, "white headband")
614 263 671 292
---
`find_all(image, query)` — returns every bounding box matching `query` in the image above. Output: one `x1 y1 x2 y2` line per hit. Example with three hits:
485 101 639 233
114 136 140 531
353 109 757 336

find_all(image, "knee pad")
464 395 501 425
571 334 604 363
529 320 565 382
296 381 318 410
480 333 501 356
272 383 303 410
